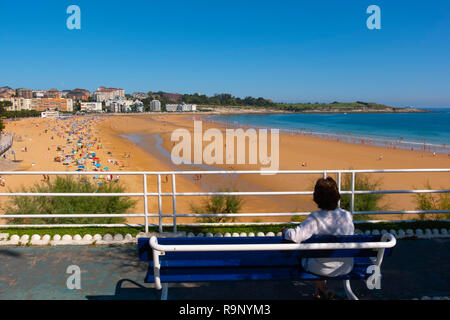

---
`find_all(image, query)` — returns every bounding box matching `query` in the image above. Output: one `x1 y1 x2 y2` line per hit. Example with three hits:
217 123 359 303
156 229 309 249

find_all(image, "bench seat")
138 234 395 300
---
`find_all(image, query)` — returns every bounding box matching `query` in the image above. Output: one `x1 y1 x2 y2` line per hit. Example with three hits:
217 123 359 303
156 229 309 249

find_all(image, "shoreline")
1 114 449 225
202 115 450 154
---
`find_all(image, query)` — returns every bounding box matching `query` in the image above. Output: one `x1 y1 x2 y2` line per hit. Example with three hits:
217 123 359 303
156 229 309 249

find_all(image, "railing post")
351 171 355 214
143 173 149 233
337 171 341 207
172 173 177 232
323 171 327 179
157 174 163 233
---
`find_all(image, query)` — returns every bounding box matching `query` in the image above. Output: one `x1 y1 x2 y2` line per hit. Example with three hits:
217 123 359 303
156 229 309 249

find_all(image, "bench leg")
161 283 168 300
343 280 358 300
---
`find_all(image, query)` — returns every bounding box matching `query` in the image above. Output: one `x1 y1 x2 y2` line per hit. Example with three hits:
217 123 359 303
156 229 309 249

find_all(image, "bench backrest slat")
138 235 393 267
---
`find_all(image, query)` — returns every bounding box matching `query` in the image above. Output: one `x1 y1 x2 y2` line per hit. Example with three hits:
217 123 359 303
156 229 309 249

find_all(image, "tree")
190 188 244 223
340 173 385 220
415 183 450 220
5 176 136 225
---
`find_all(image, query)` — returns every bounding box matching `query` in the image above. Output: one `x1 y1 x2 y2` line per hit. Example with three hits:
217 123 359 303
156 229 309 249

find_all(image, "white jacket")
285 207 355 277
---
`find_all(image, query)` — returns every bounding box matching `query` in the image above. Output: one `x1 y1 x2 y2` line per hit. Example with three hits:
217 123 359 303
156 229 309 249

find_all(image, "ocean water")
207 109 450 147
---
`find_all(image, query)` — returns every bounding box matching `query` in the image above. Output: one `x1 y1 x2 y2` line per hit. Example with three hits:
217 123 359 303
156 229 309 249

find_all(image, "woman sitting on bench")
282 177 354 300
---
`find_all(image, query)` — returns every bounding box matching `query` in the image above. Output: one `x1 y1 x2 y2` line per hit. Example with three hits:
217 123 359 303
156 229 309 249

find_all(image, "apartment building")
16 88 33 99
151 99 161 112
31 98 73 112
165 103 197 112
80 102 102 112
94 87 125 102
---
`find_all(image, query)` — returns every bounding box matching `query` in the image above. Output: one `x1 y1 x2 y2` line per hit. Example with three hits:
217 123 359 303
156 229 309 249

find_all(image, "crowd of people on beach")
45 117 129 184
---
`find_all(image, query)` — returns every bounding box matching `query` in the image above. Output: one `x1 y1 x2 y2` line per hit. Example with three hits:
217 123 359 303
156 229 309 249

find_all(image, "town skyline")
1 1 450 108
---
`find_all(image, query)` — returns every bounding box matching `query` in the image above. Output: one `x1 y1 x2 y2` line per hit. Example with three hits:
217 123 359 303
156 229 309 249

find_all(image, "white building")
0 98 32 111
80 102 102 112
93 87 125 102
151 99 161 112
165 103 197 112
41 110 60 118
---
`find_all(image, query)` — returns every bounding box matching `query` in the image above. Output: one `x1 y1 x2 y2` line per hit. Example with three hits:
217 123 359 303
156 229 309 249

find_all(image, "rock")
73 234 82 242
248 232 255 237
53 234 61 241
205 233 213 237
240 232 247 237
266 232 275 237
8 235 20 245
256 232 265 237
83 234 93 241
62 235 72 241
136 232 147 239
196 233 204 237
20 235 29 245
113 234 123 241
224 233 231 237
187 232 195 237
124 234 133 241
103 234 113 241
214 233 223 237
0 233 9 241
93 234 102 241
232 233 240 237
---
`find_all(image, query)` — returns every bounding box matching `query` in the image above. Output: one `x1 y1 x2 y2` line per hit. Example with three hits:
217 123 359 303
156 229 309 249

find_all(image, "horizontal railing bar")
0 193 149 197
1 169 450 175
1 214 150 218
1 210 448 220
1 190 448 197
0 223 149 228
353 190 450 195
1 219 448 229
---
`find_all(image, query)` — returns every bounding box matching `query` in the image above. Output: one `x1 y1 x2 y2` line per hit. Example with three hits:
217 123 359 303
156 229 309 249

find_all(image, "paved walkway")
0 239 448 300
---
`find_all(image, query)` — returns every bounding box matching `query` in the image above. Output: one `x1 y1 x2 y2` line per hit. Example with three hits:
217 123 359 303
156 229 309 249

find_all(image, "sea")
205 108 450 153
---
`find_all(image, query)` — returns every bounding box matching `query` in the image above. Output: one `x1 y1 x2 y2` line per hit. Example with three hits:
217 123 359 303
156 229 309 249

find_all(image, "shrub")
415 182 450 220
340 173 385 220
5 176 136 224
190 188 244 223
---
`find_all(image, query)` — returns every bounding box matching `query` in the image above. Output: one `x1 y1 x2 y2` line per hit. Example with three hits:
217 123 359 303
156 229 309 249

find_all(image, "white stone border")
412 296 450 300
0 227 449 246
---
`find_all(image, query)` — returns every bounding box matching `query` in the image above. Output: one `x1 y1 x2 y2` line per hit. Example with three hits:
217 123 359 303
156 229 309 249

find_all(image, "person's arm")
283 216 319 243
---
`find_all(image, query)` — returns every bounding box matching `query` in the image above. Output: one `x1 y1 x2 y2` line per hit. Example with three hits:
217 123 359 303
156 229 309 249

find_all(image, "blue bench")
138 234 396 300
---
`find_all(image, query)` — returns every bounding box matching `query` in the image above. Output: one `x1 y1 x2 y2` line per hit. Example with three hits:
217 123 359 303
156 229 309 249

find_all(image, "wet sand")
1 114 449 226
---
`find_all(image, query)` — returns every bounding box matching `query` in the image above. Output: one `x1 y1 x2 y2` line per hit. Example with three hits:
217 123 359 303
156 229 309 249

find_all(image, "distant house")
46 88 61 99
67 88 91 102
162 93 182 102
165 103 197 112
80 102 102 112
16 88 33 99
132 92 148 100
94 87 125 102
151 99 161 112
41 110 60 118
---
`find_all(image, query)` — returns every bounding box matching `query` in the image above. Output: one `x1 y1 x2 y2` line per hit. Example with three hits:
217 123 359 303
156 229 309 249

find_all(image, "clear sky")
1 0 449 108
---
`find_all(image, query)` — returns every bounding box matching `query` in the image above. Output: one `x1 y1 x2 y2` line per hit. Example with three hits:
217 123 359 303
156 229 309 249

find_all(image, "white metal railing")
0 169 449 231
0 133 13 156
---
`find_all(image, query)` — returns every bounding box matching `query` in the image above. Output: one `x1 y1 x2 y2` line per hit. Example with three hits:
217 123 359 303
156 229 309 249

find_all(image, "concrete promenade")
0 239 448 300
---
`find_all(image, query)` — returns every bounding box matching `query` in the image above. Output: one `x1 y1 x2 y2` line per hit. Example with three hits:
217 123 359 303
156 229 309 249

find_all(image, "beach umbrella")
78 165 85 169
95 163 102 167
103 167 109 170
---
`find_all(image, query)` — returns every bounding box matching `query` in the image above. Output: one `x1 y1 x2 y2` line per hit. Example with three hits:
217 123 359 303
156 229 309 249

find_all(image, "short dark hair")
313 177 340 210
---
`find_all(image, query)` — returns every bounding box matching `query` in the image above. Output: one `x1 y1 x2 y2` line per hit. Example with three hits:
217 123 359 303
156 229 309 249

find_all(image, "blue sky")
1 0 449 107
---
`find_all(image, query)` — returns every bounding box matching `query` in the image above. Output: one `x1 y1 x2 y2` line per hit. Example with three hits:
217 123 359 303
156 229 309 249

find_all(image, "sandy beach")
1 114 449 226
